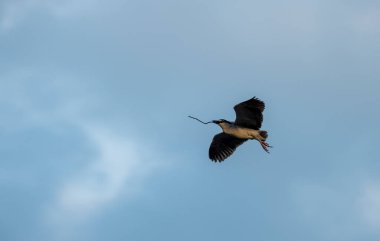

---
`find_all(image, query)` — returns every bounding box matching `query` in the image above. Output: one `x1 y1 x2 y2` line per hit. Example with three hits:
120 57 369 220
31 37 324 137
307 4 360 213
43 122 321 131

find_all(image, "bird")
189 97 272 162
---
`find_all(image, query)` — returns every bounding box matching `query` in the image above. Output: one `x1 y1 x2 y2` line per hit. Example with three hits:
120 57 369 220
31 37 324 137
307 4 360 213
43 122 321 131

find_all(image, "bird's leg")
262 141 272 148
259 141 272 153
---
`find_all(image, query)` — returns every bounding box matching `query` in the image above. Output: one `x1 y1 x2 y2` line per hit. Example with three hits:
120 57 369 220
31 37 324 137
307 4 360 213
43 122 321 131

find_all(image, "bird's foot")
260 141 273 153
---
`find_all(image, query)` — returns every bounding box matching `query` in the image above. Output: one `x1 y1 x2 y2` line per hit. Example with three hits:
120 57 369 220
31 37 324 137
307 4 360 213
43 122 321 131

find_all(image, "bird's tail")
259 130 268 140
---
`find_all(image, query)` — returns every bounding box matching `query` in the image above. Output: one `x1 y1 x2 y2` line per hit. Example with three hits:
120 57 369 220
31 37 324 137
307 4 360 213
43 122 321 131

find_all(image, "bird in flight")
189 97 272 162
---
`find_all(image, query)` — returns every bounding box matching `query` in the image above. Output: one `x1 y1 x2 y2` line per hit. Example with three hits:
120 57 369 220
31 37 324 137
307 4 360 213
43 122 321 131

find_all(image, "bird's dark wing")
234 97 265 130
209 133 246 162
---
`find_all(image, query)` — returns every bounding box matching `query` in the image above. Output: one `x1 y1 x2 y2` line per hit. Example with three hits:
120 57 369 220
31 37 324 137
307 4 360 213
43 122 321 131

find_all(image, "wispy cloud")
291 181 363 240
0 0 100 30
292 176 380 240
342 0 380 35
351 8 380 35
358 181 380 230
1 69 163 240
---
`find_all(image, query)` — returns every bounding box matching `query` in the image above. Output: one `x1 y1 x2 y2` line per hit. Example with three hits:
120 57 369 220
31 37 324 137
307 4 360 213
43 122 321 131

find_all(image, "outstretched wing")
209 133 246 162
234 97 265 130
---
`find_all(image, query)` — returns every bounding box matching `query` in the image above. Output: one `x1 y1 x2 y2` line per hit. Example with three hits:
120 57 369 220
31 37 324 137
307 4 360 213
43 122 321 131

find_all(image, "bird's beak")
212 120 219 124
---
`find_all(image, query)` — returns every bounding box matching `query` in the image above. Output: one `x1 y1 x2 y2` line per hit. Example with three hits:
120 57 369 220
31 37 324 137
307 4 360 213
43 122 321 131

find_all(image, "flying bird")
189 97 272 162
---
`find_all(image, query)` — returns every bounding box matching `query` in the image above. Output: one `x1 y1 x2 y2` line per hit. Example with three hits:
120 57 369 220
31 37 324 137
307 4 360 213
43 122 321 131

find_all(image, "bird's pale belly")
224 127 260 139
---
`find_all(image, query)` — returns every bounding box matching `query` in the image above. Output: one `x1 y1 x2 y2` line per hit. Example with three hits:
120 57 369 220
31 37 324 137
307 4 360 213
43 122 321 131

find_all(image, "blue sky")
1 0 380 241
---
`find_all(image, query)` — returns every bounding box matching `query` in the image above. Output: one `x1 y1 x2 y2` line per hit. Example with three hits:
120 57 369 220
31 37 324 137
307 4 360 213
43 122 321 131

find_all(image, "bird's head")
212 119 231 125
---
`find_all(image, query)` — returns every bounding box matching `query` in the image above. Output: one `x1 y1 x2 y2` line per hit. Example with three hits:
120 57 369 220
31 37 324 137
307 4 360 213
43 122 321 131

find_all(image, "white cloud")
51 125 143 217
45 123 157 241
